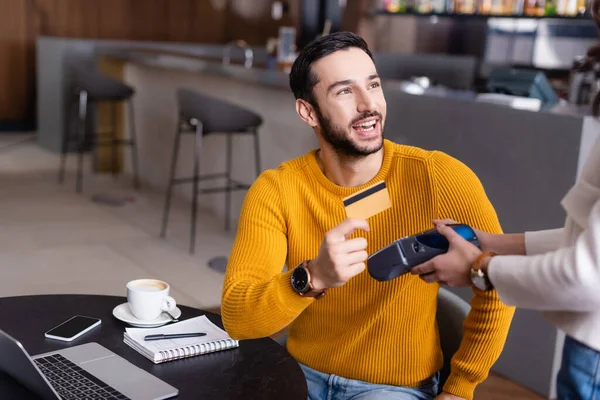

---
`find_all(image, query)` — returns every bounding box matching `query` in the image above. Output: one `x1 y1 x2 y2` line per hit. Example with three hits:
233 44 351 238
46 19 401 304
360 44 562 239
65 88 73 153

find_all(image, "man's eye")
370 82 381 89
337 88 351 95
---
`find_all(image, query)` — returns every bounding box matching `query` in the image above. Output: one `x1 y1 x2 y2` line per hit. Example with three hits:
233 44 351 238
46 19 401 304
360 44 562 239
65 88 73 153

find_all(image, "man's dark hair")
289 31 373 105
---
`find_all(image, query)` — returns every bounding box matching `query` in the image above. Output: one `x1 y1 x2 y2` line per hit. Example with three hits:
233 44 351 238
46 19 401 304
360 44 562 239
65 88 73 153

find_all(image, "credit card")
343 181 391 220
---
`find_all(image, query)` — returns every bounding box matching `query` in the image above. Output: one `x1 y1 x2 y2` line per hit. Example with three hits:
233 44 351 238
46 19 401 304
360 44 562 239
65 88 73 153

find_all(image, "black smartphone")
367 224 480 282
44 315 101 342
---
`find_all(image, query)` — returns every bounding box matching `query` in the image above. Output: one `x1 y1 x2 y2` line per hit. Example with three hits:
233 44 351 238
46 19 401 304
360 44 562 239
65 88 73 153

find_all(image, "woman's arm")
485 200 600 311
442 223 563 257
481 228 564 255
481 233 526 256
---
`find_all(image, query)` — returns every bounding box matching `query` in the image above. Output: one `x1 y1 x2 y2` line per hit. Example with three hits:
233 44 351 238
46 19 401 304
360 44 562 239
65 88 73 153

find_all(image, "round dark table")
0 295 307 399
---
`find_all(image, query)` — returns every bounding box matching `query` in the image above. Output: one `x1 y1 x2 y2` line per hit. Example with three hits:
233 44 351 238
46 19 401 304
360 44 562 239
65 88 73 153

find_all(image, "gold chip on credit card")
343 181 392 220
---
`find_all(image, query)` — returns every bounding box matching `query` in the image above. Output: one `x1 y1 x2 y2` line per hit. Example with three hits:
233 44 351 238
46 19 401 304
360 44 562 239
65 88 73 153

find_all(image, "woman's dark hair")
289 32 373 106
577 0 600 115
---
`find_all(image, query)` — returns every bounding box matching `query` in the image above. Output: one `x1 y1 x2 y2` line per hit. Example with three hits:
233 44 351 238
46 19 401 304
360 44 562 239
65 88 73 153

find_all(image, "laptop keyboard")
34 354 130 400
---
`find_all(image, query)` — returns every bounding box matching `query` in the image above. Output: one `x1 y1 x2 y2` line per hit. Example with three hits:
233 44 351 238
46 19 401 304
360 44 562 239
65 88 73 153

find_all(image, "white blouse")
488 133 600 352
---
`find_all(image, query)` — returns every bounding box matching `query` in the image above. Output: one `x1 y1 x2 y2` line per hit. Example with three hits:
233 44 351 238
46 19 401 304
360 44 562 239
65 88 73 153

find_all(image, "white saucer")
112 303 182 328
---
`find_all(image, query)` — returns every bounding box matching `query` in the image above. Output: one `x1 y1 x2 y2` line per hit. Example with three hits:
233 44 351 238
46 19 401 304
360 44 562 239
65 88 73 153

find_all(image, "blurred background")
1 0 598 131
0 1 599 399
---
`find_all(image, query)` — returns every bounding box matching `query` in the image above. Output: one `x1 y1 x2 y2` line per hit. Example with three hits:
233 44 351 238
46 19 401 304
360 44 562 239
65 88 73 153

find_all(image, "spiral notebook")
123 315 239 364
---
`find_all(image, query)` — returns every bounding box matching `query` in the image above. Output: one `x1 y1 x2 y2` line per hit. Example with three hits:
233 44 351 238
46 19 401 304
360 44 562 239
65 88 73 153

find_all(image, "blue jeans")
299 363 439 400
557 336 600 400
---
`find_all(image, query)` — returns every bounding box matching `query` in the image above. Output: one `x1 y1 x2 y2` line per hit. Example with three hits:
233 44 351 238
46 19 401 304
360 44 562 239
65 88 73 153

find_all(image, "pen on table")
144 332 207 341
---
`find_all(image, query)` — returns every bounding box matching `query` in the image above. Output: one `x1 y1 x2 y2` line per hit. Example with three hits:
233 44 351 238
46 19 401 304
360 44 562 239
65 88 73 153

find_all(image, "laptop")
0 329 178 400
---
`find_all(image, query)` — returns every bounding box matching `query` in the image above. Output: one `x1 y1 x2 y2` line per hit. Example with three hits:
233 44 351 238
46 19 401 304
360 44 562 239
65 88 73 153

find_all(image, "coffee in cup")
126 279 177 321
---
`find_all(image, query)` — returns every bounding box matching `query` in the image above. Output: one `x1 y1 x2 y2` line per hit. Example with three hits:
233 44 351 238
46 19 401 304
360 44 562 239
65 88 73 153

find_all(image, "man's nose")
356 89 376 113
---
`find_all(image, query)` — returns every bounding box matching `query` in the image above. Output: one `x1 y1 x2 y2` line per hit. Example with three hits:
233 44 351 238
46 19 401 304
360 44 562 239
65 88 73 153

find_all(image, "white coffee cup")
126 279 177 321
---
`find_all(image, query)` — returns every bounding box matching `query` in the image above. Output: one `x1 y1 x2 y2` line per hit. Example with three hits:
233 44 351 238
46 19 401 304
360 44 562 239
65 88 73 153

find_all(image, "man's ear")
296 99 318 128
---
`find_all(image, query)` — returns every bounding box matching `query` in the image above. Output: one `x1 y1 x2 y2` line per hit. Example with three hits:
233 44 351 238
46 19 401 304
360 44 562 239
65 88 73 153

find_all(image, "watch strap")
294 261 327 299
472 252 497 271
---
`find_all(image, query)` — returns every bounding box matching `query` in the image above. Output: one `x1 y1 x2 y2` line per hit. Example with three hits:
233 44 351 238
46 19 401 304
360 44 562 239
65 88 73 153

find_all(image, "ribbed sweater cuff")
442 373 478 400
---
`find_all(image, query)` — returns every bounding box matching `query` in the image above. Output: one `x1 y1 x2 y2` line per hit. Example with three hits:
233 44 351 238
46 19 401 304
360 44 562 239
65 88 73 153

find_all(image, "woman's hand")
433 219 493 252
411 222 483 287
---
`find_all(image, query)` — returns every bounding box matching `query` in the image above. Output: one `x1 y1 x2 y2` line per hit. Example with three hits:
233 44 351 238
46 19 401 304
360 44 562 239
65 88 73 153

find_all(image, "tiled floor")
0 134 545 399
0 134 229 309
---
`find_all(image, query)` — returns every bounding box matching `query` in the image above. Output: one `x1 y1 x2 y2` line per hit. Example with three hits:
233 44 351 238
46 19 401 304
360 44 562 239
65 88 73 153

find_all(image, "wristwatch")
470 252 497 291
291 261 327 299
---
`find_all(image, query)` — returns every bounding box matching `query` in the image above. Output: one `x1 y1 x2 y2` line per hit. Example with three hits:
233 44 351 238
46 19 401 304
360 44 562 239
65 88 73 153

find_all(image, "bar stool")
58 68 140 193
160 88 262 254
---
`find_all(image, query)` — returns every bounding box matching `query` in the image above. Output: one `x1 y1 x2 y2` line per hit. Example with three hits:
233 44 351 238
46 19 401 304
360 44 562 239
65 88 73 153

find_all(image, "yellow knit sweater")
222 139 515 399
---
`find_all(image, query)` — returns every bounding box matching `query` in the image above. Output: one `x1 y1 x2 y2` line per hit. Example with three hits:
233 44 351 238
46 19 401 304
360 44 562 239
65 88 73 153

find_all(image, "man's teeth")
353 121 376 129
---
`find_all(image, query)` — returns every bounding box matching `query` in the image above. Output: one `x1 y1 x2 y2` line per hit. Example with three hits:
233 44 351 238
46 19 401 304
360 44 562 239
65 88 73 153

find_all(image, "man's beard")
315 108 384 158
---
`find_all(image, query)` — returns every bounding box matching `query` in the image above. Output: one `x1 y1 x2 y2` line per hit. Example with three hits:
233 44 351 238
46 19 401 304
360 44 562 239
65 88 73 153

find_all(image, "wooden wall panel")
0 0 33 121
2 0 292 126
0 0 304 126
30 0 228 43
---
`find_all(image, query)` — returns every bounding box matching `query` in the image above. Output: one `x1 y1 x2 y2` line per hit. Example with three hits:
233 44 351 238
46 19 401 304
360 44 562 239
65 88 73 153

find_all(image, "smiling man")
222 32 514 400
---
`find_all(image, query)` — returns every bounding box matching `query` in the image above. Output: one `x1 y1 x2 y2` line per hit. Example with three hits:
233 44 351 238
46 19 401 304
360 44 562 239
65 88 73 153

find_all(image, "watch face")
473 277 487 291
291 266 310 293
471 269 489 291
